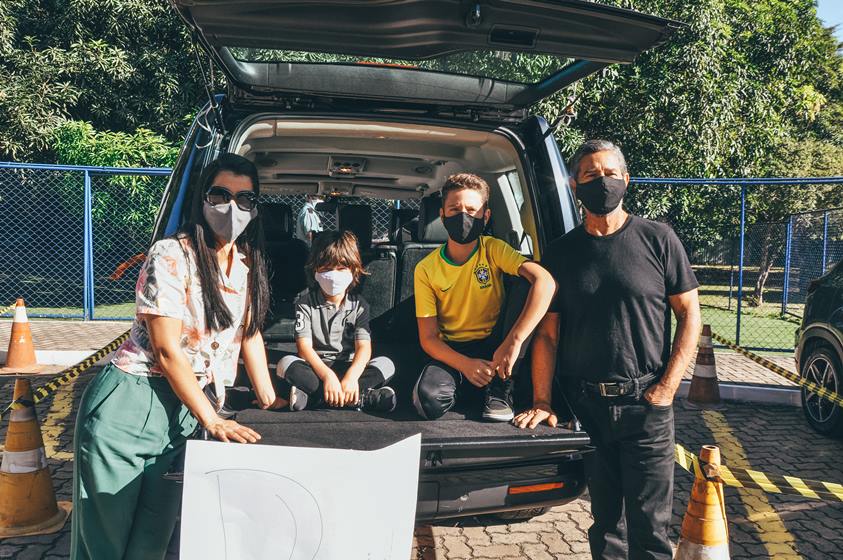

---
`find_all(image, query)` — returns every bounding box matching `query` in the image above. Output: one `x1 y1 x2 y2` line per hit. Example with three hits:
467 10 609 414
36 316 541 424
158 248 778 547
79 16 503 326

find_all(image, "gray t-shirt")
294 288 371 362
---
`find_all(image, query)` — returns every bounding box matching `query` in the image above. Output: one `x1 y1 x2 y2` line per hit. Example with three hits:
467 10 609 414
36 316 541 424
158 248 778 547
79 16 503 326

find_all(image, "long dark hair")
177 153 269 338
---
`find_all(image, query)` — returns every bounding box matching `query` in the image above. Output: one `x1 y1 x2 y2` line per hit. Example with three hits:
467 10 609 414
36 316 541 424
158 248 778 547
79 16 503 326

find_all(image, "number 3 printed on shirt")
294 311 305 332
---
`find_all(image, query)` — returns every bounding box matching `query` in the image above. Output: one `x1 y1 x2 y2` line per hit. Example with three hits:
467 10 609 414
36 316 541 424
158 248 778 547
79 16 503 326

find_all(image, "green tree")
0 0 203 161
51 120 178 249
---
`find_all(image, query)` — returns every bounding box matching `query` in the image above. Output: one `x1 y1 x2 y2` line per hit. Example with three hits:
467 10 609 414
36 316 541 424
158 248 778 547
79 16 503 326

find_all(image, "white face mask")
314 269 353 296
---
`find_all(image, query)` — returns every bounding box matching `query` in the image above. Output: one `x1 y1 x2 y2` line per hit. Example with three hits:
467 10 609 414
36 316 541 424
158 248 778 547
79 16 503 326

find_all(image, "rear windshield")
229 48 570 85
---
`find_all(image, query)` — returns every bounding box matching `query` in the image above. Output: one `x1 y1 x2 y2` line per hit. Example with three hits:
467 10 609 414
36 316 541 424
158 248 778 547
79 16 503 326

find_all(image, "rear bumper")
416 450 588 521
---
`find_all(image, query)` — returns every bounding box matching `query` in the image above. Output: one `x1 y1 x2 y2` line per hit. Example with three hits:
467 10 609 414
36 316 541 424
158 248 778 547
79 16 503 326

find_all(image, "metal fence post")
736 185 746 346
823 210 829 273
782 214 793 315
83 171 95 320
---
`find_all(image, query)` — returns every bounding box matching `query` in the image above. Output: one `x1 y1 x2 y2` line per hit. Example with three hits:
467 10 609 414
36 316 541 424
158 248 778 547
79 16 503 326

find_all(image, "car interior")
225 117 543 413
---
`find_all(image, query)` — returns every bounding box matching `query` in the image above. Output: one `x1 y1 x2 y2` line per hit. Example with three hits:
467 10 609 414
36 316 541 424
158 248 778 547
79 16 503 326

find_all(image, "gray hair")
568 139 628 179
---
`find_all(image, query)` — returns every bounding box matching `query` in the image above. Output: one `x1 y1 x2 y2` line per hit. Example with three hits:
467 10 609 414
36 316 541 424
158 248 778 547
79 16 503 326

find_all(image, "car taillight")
507 482 564 495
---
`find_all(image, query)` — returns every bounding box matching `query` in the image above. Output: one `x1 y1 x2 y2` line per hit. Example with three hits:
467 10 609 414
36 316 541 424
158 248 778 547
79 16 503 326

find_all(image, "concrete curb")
678 379 801 407
0 350 114 367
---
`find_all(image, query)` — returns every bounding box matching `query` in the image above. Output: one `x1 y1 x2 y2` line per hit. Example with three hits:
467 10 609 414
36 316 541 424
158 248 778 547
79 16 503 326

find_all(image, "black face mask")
442 211 486 245
576 176 628 215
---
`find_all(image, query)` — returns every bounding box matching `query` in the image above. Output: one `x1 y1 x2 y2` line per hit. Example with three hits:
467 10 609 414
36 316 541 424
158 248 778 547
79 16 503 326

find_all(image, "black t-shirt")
543 214 698 382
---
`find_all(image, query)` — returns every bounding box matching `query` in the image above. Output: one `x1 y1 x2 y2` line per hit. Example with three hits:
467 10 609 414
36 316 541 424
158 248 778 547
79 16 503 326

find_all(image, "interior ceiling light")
328 156 366 178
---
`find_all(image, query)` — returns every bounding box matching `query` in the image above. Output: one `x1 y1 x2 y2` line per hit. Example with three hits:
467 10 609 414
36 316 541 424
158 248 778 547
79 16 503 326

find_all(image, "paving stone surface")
1 323 840 559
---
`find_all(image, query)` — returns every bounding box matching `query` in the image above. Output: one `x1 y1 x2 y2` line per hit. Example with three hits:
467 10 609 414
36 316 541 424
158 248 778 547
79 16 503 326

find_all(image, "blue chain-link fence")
0 162 171 320
783 208 843 315
0 162 417 320
629 177 843 353
2 162 841 353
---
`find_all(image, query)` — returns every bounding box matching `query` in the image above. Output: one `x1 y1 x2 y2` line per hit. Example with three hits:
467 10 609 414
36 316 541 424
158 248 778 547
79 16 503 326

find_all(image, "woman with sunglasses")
71 154 283 560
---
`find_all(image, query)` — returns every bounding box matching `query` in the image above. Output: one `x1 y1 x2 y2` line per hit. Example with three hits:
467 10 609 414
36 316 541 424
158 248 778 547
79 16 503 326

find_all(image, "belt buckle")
598 383 619 397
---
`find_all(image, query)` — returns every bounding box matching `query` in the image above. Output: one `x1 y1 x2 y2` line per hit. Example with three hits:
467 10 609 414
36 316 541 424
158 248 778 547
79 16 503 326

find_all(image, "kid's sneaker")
359 386 397 413
483 378 514 422
289 386 309 412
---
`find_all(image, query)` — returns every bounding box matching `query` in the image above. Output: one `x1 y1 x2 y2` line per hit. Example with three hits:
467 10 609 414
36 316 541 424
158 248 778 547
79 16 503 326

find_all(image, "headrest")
389 208 420 243
261 202 293 240
417 195 448 243
337 204 372 249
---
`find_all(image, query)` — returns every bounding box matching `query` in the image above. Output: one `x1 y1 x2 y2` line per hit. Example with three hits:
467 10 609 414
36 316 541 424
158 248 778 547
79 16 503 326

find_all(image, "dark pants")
278 356 394 408
567 384 675 560
413 336 515 420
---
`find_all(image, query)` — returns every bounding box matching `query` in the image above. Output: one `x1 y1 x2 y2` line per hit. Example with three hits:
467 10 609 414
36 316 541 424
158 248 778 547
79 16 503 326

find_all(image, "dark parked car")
166 0 680 521
796 261 843 436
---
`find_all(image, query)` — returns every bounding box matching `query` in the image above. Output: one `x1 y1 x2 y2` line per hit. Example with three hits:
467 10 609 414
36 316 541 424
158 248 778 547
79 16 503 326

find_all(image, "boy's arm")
296 337 336 382
418 317 495 388
341 338 373 404
296 337 345 406
492 261 556 378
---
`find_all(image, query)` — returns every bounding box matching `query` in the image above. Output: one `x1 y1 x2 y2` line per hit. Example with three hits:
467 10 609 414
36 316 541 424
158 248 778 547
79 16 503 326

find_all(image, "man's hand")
492 337 522 379
340 376 360 406
644 382 676 406
461 358 496 387
513 402 558 429
323 372 345 407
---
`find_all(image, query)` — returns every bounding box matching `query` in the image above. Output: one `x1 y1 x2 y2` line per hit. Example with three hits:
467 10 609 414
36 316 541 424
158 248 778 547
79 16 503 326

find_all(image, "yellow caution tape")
0 302 16 316
711 331 843 408
675 443 843 502
0 329 131 421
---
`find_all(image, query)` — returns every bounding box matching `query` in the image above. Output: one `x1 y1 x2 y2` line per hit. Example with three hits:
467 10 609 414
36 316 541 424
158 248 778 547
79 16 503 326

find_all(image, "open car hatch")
172 0 681 114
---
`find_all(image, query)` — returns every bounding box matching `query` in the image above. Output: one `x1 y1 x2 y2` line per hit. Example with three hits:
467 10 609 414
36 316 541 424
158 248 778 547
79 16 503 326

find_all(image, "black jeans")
413 336 516 420
278 356 394 408
568 384 675 560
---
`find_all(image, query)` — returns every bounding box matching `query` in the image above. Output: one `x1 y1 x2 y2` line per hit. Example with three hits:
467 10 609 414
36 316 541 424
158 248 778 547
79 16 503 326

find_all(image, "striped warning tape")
711 331 843 408
0 329 130 421
0 302 16 316
675 443 843 502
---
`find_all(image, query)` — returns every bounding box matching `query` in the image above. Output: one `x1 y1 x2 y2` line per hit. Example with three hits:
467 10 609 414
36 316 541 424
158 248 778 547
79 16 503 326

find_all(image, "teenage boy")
412 173 556 421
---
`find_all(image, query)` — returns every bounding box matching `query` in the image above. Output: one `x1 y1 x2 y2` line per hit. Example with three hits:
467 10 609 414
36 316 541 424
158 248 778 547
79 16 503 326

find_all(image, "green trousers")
71 364 198 560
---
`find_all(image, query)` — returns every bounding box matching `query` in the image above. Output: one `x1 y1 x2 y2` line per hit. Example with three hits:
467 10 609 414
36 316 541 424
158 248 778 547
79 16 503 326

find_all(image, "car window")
261 194 419 243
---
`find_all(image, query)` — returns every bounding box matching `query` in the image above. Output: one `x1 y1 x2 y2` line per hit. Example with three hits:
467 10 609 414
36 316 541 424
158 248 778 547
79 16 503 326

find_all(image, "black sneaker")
483 378 514 422
289 386 308 411
359 386 397 413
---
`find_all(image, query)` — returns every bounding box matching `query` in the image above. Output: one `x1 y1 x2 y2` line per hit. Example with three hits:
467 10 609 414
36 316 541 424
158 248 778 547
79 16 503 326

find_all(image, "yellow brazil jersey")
414 235 527 342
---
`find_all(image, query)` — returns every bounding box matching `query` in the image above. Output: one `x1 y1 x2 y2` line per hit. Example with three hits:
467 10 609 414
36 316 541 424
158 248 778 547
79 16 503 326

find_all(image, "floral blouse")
111 237 250 387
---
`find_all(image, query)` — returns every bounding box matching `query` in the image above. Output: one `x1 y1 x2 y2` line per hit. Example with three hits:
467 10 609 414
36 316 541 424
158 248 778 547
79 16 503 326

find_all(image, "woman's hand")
204 418 261 443
253 395 288 410
252 384 283 410
323 372 345 407
340 376 360 406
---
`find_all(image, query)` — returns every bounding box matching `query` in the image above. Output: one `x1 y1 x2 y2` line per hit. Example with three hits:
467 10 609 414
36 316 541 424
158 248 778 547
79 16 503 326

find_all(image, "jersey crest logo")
474 263 491 287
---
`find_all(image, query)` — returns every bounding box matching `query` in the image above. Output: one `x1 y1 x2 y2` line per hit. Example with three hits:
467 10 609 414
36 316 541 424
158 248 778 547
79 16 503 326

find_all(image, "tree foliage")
0 0 202 161
51 120 178 249
1 1 841 243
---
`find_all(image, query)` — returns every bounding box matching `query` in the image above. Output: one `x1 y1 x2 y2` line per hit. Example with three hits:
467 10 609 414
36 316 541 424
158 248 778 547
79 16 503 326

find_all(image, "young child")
277 230 397 412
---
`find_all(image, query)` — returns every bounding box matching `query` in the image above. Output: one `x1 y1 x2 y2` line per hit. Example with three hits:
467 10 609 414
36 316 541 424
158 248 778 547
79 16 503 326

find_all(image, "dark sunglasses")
204 186 258 211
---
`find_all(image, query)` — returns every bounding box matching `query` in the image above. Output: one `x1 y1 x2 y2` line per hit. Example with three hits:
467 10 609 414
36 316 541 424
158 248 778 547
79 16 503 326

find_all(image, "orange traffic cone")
685 325 722 409
2 299 37 372
675 445 730 559
0 379 71 537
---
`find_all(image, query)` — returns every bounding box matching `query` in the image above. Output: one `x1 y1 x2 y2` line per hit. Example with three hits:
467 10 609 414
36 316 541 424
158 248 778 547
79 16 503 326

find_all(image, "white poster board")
180 434 421 560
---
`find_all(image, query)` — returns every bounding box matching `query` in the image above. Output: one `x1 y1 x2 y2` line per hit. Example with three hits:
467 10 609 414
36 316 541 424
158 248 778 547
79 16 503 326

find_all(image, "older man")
515 140 701 560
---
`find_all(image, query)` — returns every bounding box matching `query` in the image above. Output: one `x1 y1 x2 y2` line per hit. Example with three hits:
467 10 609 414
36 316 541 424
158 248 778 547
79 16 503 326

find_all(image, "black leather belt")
582 373 660 398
